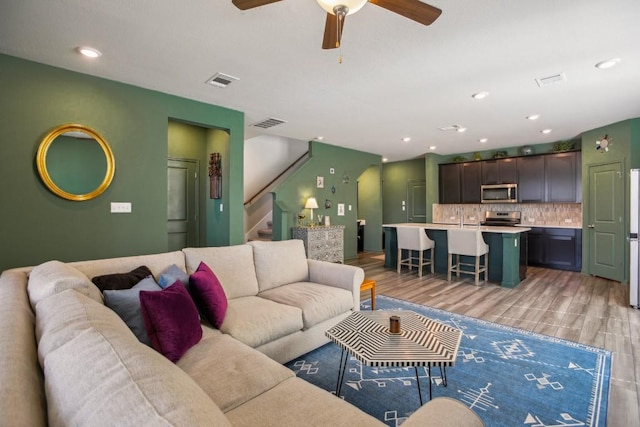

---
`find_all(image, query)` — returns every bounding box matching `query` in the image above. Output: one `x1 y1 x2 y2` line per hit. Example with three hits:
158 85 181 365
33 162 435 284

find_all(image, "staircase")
253 221 273 242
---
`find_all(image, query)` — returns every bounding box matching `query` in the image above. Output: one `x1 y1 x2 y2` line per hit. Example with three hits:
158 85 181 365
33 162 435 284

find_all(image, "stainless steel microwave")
481 184 517 203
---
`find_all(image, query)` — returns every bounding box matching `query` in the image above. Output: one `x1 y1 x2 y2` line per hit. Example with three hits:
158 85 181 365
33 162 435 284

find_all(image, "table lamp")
305 197 319 226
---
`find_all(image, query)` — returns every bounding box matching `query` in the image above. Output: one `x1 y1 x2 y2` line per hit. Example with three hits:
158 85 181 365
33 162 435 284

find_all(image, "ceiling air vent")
251 117 287 129
535 72 567 87
206 72 239 88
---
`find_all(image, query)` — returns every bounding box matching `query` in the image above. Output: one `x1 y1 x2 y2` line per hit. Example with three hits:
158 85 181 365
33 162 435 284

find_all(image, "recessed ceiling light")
429 146 437 150
472 91 489 99
382 157 388 162
316 136 324 141
76 46 101 58
457 127 467 133
479 138 488 143
526 114 541 120
541 129 552 134
402 137 411 142
595 58 621 69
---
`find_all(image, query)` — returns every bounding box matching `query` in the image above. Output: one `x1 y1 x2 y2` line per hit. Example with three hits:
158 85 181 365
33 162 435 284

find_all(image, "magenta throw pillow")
189 261 228 329
139 282 202 363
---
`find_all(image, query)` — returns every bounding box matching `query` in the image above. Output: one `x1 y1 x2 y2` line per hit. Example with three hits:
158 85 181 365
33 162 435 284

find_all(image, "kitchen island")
383 223 531 288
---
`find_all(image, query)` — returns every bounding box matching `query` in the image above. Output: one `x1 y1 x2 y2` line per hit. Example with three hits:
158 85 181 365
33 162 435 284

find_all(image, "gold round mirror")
36 124 115 201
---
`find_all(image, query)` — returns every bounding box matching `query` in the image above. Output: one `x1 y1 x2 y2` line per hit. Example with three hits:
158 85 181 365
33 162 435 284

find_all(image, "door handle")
587 224 595 229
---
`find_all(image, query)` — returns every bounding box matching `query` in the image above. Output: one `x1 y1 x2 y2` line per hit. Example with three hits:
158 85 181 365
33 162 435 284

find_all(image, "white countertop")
516 224 582 230
383 223 530 234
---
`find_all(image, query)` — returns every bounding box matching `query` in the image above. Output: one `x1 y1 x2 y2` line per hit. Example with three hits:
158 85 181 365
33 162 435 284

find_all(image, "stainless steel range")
482 211 521 227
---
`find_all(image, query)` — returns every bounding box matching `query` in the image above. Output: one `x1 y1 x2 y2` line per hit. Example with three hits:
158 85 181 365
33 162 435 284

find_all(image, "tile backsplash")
433 203 582 227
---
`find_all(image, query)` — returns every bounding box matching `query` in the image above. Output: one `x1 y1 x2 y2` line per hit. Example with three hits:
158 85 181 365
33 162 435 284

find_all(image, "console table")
293 226 344 263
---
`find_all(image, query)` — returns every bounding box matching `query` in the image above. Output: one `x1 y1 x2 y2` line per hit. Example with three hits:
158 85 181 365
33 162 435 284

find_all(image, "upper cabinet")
461 162 482 203
439 151 581 204
481 158 517 185
439 163 461 204
545 152 577 202
517 156 545 203
439 162 481 204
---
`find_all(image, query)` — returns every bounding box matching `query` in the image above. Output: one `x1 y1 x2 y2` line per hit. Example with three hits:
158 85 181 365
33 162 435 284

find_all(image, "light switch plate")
110 202 131 213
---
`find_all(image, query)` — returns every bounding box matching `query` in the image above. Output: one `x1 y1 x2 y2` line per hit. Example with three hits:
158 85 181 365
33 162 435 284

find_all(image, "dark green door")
587 162 623 281
407 180 426 223
167 158 199 251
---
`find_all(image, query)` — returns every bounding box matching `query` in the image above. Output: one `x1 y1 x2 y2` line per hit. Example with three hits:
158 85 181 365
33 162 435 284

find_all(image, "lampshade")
316 0 368 15
305 197 319 209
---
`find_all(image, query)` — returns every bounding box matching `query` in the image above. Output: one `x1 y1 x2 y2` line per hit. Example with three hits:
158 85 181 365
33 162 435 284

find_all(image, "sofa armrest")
402 397 484 427
307 260 364 310
0 271 47 426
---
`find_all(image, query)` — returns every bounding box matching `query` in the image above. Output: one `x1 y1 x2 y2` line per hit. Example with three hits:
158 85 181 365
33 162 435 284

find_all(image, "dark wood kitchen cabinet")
439 150 581 204
545 152 579 203
527 227 582 271
461 162 481 203
439 162 481 203
439 163 461 204
517 156 545 202
481 158 517 185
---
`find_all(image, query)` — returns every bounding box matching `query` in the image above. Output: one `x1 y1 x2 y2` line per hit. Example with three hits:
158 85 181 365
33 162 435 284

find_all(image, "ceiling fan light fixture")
316 0 368 15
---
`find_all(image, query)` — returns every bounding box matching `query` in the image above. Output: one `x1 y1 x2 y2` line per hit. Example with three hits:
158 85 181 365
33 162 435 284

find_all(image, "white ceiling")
1 0 639 160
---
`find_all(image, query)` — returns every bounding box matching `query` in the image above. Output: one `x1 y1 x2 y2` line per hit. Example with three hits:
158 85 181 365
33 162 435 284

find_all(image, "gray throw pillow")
158 264 190 290
104 276 162 345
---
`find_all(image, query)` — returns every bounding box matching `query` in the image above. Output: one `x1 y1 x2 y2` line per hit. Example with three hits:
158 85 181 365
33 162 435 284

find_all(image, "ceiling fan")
232 0 442 50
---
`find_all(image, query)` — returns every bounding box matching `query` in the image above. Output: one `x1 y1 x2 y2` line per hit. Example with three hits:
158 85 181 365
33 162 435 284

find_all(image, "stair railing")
244 151 309 207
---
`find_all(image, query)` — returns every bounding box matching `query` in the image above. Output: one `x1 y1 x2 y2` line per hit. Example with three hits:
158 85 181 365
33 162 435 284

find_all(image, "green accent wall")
358 165 383 252
272 141 381 260
382 158 426 224
580 118 640 282
167 121 231 247
0 54 244 271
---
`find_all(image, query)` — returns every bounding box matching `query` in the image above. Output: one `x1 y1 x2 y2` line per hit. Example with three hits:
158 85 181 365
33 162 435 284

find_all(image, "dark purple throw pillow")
139 282 202 363
91 265 153 292
189 261 228 329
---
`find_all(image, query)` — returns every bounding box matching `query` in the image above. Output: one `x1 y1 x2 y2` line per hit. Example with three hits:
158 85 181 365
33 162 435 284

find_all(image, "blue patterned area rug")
285 295 611 427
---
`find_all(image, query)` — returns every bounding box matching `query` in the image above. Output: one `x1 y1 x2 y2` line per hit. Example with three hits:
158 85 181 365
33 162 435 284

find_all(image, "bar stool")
447 228 489 285
396 226 435 277
360 278 376 310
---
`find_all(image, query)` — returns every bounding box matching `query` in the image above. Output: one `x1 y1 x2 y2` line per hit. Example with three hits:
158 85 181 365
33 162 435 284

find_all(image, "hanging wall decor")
209 152 222 199
596 134 611 153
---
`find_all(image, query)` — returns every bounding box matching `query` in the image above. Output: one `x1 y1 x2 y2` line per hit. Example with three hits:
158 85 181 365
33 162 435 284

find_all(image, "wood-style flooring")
348 253 640 427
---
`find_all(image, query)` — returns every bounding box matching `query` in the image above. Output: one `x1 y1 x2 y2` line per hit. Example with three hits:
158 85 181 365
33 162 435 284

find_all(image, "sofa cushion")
183 245 259 299
36 290 138 365
225 377 384 426
91 265 152 292
259 282 354 329
178 333 294 412
158 263 190 289
249 240 309 292
221 296 303 348
140 282 203 363
28 260 102 309
0 270 47 427
103 276 162 345
44 327 230 427
189 261 228 328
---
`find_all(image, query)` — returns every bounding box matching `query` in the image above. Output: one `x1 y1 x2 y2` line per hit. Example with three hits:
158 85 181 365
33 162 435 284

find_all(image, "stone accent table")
293 226 344 263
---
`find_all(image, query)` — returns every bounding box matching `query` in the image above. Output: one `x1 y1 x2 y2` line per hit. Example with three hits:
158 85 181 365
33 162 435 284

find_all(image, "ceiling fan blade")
232 0 282 10
322 12 346 50
369 0 442 26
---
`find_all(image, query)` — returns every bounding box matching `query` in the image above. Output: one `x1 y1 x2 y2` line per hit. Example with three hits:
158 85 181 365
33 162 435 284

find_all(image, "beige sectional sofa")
0 239 483 426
